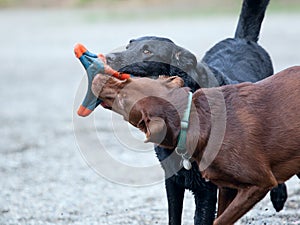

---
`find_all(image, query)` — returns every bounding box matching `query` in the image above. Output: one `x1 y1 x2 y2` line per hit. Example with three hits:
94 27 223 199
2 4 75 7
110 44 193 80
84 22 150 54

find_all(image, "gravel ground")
0 9 300 225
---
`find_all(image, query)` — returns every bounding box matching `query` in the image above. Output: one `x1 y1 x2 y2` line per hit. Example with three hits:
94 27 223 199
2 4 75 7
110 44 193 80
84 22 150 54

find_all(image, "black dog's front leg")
165 177 185 225
193 182 217 225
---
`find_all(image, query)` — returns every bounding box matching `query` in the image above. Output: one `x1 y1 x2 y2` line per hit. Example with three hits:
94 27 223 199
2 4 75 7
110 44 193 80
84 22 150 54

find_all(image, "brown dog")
92 66 300 225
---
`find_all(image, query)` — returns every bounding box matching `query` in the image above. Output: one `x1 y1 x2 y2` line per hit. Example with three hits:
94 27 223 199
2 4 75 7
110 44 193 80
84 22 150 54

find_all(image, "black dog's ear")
171 47 197 72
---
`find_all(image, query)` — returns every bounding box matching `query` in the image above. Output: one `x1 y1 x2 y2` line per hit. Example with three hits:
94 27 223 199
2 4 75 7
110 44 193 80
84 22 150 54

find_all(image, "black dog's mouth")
107 59 200 92
111 61 172 78
117 63 151 77
106 59 148 77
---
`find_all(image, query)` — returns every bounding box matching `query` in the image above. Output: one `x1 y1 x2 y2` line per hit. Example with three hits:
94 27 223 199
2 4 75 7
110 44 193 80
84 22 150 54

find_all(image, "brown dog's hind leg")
217 187 237 216
213 186 269 225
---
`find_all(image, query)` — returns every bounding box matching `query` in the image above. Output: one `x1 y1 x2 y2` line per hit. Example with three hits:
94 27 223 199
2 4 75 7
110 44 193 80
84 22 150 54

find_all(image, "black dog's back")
202 38 273 84
202 0 273 86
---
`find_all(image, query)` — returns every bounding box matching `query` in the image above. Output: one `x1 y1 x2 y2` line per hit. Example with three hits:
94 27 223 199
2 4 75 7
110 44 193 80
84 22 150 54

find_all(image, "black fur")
235 0 270 42
270 183 288 212
105 0 288 224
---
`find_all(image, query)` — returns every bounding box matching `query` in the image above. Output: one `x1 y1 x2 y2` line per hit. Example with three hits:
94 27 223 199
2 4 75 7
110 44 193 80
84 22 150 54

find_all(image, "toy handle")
74 43 131 117
75 43 130 79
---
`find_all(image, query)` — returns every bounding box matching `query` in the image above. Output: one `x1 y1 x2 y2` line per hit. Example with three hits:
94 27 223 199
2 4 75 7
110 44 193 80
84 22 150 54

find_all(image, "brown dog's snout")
91 74 105 97
91 73 129 110
91 73 119 101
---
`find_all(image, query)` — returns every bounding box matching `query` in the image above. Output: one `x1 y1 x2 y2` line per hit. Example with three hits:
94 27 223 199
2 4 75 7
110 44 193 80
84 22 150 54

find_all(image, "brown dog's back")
199 66 300 186
255 66 300 182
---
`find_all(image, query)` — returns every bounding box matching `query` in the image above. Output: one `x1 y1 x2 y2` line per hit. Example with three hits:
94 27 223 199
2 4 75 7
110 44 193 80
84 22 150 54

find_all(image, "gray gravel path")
0 9 299 225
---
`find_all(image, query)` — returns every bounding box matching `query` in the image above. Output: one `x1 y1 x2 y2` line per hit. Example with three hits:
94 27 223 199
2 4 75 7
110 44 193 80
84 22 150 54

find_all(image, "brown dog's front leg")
213 186 269 225
217 187 237 216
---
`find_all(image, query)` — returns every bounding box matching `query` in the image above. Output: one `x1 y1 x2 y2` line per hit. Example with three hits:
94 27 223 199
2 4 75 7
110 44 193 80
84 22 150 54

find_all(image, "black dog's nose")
106 53 117 63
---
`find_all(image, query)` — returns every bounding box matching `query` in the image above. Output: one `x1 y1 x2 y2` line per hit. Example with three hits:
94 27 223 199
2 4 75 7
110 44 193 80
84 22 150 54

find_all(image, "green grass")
269 1 300 12
0 0 299 18
77 2 300 24
0 0 16 7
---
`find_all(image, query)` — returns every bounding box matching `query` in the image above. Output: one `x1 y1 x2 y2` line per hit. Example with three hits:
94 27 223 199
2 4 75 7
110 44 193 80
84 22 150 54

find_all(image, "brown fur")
92 66 300 225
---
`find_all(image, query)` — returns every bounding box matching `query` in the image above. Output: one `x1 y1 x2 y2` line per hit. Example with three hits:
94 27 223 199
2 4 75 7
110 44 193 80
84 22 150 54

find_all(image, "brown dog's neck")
162 87 192 149
158 86 212 156
159 87 213 158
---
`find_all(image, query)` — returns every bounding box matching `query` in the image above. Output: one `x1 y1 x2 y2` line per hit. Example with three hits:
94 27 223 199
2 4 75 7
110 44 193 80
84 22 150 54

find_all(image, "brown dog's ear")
161 76 184 89
138 111 167 144
144 117 167 144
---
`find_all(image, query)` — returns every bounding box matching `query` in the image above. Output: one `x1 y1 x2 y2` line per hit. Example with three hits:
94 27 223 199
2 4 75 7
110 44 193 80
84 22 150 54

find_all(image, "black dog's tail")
234 0 270 42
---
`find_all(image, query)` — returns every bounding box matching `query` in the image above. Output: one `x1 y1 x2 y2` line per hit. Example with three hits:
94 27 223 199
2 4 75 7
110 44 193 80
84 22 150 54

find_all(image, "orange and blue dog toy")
74 43 130 117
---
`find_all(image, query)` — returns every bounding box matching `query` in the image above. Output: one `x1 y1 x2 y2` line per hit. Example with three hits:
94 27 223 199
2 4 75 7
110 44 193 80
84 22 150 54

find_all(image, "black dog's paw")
270 183 288 212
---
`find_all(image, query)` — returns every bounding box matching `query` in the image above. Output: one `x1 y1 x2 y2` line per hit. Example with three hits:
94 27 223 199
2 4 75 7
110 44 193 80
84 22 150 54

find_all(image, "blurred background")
1 0 300 11
1 0 300 17
1 1 300 225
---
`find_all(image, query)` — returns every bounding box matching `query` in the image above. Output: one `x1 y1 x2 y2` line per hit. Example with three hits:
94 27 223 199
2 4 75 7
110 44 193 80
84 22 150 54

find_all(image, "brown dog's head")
92 74 188 148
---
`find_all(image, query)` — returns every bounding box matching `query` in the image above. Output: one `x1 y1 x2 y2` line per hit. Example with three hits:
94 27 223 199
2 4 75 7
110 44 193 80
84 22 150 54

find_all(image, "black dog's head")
106 36 201 91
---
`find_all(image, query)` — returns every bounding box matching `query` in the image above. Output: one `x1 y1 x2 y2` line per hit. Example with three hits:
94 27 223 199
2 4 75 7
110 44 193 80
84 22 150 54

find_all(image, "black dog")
105 0 288 224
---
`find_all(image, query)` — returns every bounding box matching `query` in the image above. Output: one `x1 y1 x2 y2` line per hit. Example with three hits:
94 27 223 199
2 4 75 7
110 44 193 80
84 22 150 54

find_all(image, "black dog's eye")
143 49 152 55
142 45 152 55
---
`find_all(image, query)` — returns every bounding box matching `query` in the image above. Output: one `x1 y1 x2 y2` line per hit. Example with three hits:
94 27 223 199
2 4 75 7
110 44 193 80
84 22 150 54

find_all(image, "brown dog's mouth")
100 102 112 109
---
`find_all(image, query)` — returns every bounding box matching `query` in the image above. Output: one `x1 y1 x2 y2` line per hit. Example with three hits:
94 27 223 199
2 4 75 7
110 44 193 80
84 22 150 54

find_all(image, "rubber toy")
74 43 130 117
